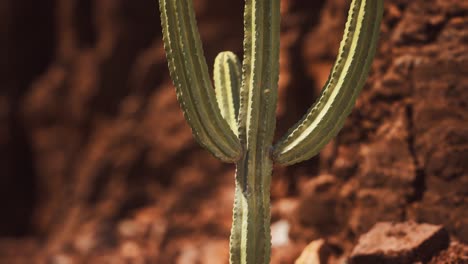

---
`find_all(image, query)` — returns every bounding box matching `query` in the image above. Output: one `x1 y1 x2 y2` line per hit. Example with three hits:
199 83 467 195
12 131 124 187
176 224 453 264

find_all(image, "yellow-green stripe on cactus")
159 0 242 162
158 0 383 263
214 51 242 136
273 0 384 165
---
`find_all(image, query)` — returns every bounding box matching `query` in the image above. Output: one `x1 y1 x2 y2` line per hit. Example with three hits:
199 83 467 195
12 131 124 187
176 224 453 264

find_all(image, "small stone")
349 221 450 264
271 220 291 248
118 219 147 239
73 231 96 254
120 241 142 259
272 198 299 221
295 239 333 264
50 254 74 264
176 244 199 264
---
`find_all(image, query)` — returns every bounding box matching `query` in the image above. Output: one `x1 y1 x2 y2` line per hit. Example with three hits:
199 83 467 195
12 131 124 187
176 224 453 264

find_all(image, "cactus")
158 0 383 263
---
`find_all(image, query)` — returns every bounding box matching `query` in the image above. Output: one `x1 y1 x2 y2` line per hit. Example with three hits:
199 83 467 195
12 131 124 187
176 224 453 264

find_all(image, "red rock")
349 222 449 264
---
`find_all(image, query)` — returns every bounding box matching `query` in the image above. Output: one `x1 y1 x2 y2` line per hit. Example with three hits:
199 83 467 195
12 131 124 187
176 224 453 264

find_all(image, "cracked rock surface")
349 222 449 264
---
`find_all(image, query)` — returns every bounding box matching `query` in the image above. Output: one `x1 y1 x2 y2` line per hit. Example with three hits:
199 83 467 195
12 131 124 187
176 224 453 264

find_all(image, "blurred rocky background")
0 0 467 263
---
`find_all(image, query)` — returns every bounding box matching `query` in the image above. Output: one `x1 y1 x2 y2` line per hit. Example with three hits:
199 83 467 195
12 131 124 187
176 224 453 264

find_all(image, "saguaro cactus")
158 0 383 263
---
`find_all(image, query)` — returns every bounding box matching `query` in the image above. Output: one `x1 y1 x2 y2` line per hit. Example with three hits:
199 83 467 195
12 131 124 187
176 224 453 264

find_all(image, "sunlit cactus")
158 0 383 263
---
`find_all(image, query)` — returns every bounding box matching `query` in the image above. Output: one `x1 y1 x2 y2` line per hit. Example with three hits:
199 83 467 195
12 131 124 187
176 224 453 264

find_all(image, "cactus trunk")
228 0 280 262
230 154 273 264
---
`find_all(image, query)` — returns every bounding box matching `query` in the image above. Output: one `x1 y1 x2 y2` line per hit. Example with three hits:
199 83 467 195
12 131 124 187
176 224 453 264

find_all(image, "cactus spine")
158 0 383 263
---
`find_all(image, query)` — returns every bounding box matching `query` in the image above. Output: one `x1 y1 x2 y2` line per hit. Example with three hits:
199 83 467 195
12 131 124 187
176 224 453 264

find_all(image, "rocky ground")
0 0 467 263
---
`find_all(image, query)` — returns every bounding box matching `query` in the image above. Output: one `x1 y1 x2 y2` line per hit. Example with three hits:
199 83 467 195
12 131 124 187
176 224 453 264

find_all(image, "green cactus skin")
159 0 242 162
214 51 242 135
158 0 383 263
229 0 280 263
272 0 384 165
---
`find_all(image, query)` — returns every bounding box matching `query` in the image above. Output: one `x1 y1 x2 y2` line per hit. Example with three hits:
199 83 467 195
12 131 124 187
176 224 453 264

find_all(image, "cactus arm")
230 0 280 263
214 51 242 135
272 0 383 165
159 0 242 162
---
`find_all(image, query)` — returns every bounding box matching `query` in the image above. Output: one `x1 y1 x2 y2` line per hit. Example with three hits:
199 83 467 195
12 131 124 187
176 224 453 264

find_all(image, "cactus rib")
214 51 242 135
159 0 242 162
272 0 384 165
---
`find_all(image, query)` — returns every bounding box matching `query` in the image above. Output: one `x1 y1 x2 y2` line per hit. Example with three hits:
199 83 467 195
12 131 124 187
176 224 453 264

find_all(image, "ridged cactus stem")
273 0 384 165
229 0 280 263
158 0 383 262
159 0 242 162
231 153 273 264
